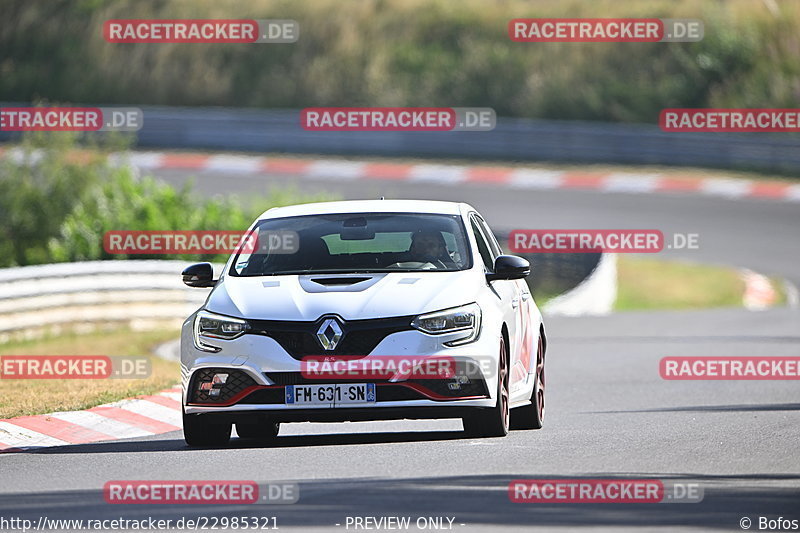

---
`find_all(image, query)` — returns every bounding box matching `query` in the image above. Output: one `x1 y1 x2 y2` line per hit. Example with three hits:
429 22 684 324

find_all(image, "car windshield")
229 212 472 276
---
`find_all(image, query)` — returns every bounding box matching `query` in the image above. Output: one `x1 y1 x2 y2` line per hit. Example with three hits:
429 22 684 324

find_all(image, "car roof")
258 199 474 220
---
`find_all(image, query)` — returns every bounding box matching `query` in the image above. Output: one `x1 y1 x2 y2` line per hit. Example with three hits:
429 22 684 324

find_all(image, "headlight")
411 303 481 346
193 310 249 352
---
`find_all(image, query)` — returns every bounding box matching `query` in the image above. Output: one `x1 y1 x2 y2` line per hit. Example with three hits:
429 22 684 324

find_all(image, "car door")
474 214 534 394
469 214 525 393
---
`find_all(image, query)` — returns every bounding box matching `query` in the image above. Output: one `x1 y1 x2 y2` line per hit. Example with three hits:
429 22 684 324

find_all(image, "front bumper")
180 316 500 417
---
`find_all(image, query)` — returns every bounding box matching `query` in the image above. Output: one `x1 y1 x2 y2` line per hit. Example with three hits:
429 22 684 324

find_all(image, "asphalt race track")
1 167 798 532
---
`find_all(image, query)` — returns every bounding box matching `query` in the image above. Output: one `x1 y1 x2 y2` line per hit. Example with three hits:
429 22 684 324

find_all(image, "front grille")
240 388 285 404
264 372 312 386
249 315 415 360
189 368 257 404
378 385 426 402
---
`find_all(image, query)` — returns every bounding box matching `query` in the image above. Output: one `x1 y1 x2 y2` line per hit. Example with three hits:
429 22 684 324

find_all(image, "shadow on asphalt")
0 474 797 530
588 402 800 414
23 430 469 454
558 335 800 344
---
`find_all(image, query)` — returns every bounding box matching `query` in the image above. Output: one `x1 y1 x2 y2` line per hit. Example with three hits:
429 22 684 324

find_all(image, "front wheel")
511 335 545 430
183 409 232 447
462 337 510 437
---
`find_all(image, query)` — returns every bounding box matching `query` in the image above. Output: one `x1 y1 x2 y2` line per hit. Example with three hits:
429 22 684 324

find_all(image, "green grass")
0 328 179 419
616 255 756 311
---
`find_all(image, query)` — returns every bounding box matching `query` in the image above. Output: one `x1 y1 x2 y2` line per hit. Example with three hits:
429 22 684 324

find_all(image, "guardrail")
0 261 219 344
1 105 799 173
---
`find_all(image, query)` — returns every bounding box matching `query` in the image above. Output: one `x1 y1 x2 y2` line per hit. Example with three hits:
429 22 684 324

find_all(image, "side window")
470 218 494 271
475 216 502 258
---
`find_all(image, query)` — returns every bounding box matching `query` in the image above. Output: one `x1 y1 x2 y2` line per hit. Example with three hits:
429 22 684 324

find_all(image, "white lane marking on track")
0 421 71 448
48 411 153 439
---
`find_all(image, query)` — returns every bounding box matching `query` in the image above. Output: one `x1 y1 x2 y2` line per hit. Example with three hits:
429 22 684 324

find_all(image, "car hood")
205 270 483 321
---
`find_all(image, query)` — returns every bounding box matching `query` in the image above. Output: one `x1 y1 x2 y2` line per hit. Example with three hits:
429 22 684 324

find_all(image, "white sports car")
180 200 546 446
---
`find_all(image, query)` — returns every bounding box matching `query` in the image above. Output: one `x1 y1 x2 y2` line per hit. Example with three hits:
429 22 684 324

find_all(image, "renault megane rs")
180 200 546 445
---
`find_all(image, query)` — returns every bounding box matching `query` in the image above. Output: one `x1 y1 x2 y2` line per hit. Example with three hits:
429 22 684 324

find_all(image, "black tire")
236 421 280 441
183 409 231 447
462 336 510 437
511 335 545 430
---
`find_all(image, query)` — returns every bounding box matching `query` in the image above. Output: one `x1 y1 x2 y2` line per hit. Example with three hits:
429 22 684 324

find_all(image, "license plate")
285 383 376 407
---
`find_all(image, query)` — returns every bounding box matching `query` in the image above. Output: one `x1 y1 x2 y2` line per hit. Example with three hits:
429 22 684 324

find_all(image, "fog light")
208 389 221 398
212 373 228 385
448 382 461 391
456 375 471 384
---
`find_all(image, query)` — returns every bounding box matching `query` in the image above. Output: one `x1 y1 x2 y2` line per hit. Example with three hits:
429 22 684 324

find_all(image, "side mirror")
182 263 217 288
487 255 530 282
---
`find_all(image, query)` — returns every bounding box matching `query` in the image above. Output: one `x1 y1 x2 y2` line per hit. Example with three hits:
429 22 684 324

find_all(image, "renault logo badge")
316 317 343 350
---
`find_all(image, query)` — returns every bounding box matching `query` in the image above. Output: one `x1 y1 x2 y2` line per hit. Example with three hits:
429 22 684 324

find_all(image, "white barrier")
543 253 618 316
0 261 219 343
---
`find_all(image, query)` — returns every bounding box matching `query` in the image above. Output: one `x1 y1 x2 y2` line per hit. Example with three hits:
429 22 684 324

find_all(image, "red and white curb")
106 151 800 202
0 386 181 453
0 146 800 202
3 146 797 202
740 269 779 311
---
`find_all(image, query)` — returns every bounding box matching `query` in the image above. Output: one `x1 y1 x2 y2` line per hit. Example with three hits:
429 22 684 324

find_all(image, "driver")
408 230 455 267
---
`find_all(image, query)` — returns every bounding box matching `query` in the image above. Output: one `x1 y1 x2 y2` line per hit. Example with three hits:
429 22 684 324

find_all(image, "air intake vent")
310 277 372 286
